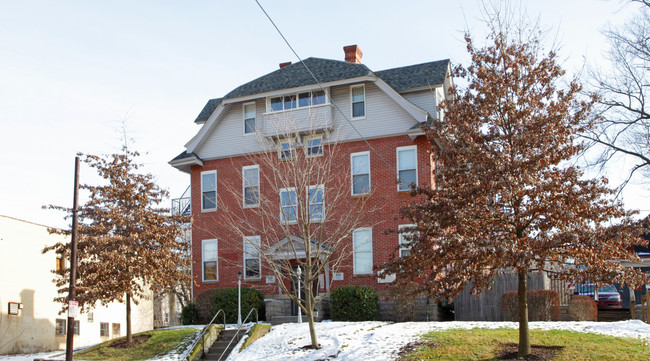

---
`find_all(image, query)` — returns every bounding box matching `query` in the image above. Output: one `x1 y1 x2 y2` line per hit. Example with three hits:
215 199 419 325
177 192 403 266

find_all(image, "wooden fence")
454 271 549 321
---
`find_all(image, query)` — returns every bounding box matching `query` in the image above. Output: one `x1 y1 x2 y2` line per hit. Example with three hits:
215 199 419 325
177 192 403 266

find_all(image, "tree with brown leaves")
381 29 648 357
44 147 190 345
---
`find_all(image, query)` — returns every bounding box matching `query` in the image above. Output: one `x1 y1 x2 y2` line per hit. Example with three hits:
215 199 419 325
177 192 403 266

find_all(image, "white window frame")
305 135 324 158
278 138 297 160
308 185 325 222
243 102 256 135
350 84 366 119
350 151 371 196
243 236 261 280
353 227 373 275
267 89 329 113
242 165 260 208
398 224 418 257
202 239 219 282
279 187 298 224
396 145 418 191
201 170 217 212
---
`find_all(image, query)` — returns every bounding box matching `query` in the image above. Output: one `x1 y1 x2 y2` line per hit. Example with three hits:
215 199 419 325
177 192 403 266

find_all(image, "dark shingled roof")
375 59 450 92
194 98 222 123
193 57 449 123
223 57 373 100
170 151 200 162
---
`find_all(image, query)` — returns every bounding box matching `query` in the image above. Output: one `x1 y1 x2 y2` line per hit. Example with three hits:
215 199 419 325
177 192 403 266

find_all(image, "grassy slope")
75 328 200 361
403 328 650 361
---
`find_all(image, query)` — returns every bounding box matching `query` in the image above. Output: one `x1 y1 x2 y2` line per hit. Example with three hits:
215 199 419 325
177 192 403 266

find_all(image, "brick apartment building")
170 45 451 322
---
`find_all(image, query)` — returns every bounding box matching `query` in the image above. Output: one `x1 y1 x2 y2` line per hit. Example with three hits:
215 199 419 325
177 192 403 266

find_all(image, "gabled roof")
194 98 222 123
193 58 449 124
375 59 450 92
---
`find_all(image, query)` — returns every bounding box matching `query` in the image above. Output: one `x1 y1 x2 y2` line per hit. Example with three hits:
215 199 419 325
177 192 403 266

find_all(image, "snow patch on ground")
227 320 650 361
3 321 650 361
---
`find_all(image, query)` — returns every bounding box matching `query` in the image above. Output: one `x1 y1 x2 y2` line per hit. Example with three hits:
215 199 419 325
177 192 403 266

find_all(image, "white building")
0 215 154 355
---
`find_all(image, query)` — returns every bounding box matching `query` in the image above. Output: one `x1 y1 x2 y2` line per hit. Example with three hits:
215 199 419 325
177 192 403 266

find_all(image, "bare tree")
584 0 650 189
199 110 374 349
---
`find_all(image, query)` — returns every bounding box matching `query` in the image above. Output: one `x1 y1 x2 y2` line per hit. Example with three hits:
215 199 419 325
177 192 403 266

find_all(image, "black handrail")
183 309 226 361
216 308 259 361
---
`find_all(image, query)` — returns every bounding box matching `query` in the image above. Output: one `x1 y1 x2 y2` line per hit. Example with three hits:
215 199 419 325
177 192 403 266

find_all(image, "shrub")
569 295 598 321
195 288 221 323
212 287 266 324
180 302 199 325
501 289 560 321
330 286 379 321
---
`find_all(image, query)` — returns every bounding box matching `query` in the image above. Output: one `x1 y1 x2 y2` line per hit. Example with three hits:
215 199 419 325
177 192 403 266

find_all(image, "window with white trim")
202 239 218 282
398 224 418 257
201 170 217 211
244 236 261 279
353 228 372 275
308 185 324 221
351 151 370 195
280 188 298 224
73 320 80 335
351 84 365 118
397 146 417 191
269 90 327 112
242 165 260 207
278 138 297 160
243 102 256 134
305 135 323 157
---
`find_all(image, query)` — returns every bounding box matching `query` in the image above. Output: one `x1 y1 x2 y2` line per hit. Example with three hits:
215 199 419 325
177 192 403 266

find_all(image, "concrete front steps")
203 328 247 360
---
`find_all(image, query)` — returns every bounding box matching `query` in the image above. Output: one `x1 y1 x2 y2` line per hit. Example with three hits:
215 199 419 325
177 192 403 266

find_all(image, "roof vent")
279 61 292 69
343 45 363 64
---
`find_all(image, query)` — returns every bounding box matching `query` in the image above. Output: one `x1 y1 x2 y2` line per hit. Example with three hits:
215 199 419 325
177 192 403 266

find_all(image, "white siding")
195 82 422 160
403 89 438 118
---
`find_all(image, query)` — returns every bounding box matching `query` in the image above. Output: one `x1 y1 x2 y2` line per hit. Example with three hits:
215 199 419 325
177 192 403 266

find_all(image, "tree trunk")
126 293 132 344
305 277 319 349
517 270 530 357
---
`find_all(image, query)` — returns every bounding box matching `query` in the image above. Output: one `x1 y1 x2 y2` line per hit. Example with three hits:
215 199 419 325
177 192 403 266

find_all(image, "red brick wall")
190 134 435 298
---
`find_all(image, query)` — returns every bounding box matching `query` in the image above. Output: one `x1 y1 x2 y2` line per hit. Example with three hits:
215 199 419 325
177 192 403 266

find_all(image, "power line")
253 0 402 179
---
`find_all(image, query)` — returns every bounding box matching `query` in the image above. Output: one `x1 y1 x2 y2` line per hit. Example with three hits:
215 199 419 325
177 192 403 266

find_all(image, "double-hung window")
351 84 365 118
305 135 323 157
202 239 218 282
398 224 418 257
278 138 297 160
242 165 260 207
351 151 370 195
55 319 66 335
201 170 217 211
243 236 261 279
397 146 417 191
353 228 372 275
243 102 256 134
308 185 324 222
280 188 298 224
100 322 109 337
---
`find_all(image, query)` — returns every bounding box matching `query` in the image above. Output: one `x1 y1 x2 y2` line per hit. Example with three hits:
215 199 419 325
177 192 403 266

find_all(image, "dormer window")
243 102 256 135
268 90 328 112
351 84 365 118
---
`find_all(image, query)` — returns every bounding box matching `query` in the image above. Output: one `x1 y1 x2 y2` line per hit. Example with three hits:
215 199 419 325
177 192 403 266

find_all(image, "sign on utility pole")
66 156 80 361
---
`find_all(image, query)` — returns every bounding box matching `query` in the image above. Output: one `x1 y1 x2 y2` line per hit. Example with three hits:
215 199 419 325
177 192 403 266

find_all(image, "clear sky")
0 0 644 228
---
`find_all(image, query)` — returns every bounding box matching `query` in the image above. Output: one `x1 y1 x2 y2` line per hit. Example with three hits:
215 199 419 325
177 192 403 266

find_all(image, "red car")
575 284 622 309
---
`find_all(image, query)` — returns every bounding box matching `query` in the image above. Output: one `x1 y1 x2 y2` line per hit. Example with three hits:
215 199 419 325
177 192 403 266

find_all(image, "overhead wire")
253 0 404 179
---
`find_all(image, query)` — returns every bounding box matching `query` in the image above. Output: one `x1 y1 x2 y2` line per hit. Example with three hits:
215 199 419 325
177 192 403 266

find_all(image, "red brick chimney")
343 45 363 64
279 61 292 69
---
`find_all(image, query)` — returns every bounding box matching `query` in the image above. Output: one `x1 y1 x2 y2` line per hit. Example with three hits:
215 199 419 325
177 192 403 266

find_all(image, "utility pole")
66 156 80 361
